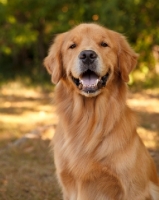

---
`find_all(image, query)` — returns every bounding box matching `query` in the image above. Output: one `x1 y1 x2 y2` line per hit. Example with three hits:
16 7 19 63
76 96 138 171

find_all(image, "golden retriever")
44 23 159 200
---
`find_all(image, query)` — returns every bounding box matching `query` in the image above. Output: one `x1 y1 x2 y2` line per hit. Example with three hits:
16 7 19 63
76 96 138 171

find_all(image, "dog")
44 23 159 200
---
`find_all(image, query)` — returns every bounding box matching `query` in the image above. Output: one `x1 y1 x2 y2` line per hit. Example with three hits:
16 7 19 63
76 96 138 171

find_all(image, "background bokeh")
0 0 159 87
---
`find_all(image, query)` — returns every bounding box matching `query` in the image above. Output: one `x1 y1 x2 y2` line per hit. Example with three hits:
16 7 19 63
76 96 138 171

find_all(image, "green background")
0 0 159 87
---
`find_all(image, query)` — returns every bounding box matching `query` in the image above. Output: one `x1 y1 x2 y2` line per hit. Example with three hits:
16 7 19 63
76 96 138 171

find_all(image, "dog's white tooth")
95 79 99 85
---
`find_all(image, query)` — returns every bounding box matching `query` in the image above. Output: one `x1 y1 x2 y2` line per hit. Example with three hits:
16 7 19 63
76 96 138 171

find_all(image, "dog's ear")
117 34 138 82
43 33 66 84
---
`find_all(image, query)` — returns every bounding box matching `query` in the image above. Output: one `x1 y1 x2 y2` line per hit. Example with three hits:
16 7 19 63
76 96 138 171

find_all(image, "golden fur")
44 23 159 200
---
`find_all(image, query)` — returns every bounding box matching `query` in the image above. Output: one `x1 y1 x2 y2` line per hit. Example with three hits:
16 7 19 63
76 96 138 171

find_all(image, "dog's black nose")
79 50 97 64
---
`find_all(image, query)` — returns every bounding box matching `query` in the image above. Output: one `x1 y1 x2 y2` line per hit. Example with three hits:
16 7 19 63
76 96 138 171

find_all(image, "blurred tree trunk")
36 19 46 73
153 45 159 74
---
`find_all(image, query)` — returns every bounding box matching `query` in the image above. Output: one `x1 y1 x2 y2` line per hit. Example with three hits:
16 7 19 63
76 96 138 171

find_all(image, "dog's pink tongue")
81 72 98 86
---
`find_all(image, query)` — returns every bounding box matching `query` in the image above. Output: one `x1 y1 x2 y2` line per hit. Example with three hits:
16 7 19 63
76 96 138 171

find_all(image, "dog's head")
44 23 138 97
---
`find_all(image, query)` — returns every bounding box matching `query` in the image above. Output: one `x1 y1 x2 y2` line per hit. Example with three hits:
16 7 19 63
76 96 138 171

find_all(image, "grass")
0 81 61 200
127 90 159 149
0 80 159 200
0 81 57 145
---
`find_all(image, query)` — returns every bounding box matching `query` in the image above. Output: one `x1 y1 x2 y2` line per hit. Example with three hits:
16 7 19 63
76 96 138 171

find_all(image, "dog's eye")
69 44 76 49
101 42 108 47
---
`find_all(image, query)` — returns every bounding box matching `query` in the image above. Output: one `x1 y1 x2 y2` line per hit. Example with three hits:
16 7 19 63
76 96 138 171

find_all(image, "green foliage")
0 0 159 87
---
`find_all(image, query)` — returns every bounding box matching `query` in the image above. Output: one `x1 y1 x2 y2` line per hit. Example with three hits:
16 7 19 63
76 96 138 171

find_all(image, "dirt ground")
0 82 159 200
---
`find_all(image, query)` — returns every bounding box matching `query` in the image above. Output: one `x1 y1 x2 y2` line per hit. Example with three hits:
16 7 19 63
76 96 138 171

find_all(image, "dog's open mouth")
72 70 110 94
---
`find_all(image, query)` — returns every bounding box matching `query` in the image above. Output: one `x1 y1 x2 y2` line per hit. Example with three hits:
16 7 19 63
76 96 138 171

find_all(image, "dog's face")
44 24 138 97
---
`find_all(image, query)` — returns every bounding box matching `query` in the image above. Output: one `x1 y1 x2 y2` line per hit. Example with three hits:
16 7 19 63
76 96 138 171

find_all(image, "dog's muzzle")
72 50 110 94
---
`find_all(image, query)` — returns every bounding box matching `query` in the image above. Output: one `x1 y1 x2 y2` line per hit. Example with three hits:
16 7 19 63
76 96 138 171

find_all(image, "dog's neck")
55 79 136 153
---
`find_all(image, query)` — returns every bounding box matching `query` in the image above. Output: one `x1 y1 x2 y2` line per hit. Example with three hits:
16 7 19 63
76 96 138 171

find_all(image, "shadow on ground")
0 138 61 200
